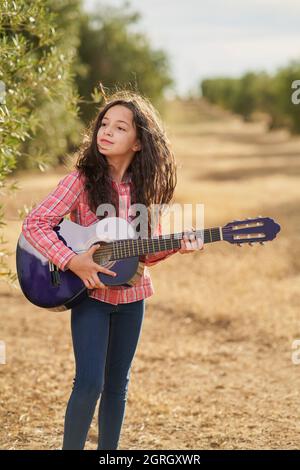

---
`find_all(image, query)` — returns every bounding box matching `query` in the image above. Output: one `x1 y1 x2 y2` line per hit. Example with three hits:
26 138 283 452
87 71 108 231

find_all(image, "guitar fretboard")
109 227 221 260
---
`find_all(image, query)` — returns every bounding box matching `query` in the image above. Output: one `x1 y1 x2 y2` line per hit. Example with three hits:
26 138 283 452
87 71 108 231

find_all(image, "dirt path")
1 99 299 449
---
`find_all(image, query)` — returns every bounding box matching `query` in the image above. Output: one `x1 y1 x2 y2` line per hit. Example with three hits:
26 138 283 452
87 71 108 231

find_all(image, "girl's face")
96 104 141 157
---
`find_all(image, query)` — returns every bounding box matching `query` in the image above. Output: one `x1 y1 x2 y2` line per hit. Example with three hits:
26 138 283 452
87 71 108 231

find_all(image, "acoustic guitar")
16 216 280 311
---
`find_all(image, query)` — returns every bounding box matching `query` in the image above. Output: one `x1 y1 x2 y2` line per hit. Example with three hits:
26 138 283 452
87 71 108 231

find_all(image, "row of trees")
0 0 174 281
201 61 300 134
1 0 174 173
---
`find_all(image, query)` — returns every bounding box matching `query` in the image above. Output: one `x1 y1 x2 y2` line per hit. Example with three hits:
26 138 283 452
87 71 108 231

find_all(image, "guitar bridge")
49 261 61 287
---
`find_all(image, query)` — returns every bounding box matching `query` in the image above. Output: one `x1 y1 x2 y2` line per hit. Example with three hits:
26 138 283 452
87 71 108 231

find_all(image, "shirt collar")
108 171 132 184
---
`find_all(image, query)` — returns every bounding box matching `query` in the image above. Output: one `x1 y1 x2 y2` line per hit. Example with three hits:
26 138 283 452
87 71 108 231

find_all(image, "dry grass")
0 99 299 449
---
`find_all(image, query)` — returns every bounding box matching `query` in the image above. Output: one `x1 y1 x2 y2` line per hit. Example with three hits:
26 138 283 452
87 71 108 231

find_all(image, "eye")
100 123 125 131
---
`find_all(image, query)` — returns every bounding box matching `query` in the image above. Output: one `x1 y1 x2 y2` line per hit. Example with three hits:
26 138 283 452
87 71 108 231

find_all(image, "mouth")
99 139 114 145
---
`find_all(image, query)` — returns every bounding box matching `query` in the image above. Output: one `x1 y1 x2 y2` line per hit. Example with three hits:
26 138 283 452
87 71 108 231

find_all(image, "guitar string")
92 229 219 255
93 242 262 261
90 228 261 250
91 228 263 260
70 226 262 255
68 226 264 257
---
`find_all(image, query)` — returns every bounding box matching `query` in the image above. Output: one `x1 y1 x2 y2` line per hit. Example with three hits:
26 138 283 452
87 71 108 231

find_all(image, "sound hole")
92 242 113 265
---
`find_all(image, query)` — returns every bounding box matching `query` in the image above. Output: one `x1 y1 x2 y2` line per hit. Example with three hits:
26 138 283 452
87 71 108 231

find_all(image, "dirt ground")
0 99 300 450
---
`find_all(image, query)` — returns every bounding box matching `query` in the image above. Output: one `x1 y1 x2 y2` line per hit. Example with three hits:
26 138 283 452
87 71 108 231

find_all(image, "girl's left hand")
178 226 204 254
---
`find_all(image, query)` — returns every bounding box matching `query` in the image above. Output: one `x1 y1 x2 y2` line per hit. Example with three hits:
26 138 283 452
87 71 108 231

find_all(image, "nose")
104 126 113 136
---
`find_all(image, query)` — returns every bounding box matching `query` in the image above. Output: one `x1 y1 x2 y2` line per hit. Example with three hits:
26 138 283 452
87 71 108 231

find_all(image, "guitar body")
16 217 144 311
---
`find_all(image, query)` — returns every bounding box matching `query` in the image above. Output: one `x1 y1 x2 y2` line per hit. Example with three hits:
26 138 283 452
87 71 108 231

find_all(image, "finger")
179 239 190 253
186 238 199 251
86 278 96 289
188 231 204 250
190 240 198 249
185 226 195 236
197 238 204 249
95 265 117 277
90 272 99 288
88 243 100 254
180 238 187 250
184 231 195 244
191 239 203 250
186 242 194 250
88 276 107 290
91 272 105 289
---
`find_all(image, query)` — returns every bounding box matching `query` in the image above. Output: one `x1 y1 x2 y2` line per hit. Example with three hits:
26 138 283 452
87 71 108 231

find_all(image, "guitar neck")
109 227 222 260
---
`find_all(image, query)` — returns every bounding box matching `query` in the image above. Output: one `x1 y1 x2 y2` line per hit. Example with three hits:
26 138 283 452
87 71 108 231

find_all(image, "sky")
83 0 300 97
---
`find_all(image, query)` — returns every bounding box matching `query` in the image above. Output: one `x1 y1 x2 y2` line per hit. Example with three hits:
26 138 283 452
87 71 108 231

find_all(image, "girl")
21 90 204 450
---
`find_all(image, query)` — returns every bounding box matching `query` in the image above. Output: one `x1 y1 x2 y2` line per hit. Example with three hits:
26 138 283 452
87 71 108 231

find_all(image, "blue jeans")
62 295 145 450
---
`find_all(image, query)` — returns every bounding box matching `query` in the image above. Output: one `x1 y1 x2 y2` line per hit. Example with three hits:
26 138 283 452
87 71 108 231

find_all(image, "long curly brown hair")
74 89 177 234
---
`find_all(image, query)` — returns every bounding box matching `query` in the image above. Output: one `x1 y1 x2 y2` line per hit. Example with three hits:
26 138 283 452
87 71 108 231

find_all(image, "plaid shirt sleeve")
21 170 84 271
143 219 180 267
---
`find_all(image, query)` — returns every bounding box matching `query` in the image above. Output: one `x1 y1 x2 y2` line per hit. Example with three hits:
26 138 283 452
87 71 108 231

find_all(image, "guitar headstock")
222 216 280 246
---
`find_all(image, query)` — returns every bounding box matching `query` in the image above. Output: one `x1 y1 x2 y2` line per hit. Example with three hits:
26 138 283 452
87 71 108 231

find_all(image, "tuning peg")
248 242 253 246
237 243 242 247
259 241 265 245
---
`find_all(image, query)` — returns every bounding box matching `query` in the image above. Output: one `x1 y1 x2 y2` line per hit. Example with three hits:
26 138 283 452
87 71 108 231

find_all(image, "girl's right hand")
65 244 116 289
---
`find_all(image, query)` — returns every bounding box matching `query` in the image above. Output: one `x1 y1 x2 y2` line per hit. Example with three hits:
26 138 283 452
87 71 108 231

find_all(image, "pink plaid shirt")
21 169 179 305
